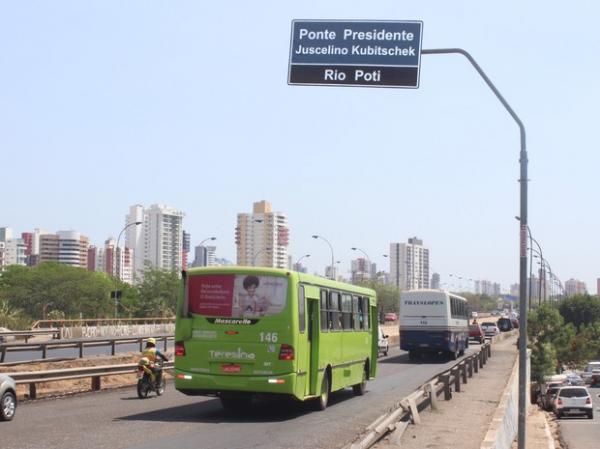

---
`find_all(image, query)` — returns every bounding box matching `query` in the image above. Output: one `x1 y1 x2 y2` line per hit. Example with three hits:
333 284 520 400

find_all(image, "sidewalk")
374 337 556 449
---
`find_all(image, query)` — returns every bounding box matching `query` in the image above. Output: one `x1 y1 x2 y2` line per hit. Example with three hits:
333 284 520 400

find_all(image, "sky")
1 1 598 293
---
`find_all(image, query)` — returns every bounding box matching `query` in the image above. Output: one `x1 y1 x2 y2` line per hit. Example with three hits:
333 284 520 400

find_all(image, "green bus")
174 266 378 411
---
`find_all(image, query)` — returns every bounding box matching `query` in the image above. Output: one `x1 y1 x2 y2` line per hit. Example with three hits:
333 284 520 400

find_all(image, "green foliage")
459 293 498 313
357 279 400 314
530 342 558 383
559 295 600 329
0 262 181 326
0 262 114 321
134 264 180 317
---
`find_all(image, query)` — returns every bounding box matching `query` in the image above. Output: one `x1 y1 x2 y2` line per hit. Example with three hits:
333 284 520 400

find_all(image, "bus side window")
329 291 341 331
342 294 352 330
320 290 328 332
352 295 361 330
298 285 305 333
362 297 370 331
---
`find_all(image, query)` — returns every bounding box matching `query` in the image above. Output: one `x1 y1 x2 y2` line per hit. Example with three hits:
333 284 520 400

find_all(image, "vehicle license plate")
221 364 241 373
419 343 429 347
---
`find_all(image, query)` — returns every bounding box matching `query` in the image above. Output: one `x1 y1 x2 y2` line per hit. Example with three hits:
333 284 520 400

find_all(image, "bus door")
370 304 379 377
307 291 323 396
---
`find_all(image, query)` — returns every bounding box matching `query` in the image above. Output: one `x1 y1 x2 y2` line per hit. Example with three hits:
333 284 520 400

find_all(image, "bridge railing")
0 329 60 343
0 334 173 363
10 361 174 399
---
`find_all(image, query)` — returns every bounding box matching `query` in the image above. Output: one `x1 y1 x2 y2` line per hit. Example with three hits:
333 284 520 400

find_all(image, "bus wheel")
314 373 330 411
352 364 368 396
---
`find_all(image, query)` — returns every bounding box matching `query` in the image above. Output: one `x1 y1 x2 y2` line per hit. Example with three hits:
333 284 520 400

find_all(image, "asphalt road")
557 386 600 449
0 344 489 449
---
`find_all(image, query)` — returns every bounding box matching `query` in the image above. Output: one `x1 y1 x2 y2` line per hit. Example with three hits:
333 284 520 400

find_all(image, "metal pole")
421 48 528 449
114 221 142 319
312 235 335 279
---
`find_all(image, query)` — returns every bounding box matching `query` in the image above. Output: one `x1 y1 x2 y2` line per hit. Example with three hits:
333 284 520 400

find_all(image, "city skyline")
2 2 599 290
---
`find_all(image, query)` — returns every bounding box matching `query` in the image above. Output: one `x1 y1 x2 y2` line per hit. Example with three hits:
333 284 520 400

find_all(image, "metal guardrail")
0 329 60 343
346 342 495 449
10 361 174 399
0 334 173 363
31 318 174 329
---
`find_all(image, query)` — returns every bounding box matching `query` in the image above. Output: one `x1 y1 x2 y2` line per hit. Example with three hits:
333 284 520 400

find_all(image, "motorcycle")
137 359 166 399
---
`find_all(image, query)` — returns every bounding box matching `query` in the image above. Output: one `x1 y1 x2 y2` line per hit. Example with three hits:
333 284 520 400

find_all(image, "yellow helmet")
139 357 150 366
146 337 156 345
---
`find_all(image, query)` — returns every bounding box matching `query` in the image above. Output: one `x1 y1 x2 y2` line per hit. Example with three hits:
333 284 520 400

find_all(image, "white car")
378 327 389 357
553 386 593 419
480 322 500 338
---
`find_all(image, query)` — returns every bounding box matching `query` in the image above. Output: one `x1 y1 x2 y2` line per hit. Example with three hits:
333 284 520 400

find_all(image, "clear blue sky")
1 1 598 292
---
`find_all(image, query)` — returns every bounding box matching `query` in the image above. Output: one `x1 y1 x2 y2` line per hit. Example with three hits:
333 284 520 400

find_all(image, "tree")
559 295 600 330
135 264 180 317
357 280 400 315
0 262 114 321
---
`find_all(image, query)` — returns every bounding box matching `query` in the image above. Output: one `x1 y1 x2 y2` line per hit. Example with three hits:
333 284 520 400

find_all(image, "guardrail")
10 361 174 399
31 317 174 329
346 342 494 449
0 334 173 363
0 329 60 343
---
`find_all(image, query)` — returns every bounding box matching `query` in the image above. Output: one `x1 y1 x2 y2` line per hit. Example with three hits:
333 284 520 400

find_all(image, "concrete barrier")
480 347 530 449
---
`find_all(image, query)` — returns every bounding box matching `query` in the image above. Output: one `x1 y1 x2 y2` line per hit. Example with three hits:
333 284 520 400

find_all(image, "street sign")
288 20 423 88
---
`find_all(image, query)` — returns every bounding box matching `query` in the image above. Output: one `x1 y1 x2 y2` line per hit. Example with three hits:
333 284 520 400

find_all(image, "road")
557 386 600 449
1 344 487 449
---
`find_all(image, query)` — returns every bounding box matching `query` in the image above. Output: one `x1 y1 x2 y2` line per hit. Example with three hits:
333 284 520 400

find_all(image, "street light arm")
312 235 335 279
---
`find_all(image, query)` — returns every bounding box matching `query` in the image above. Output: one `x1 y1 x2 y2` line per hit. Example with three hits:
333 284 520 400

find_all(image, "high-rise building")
39 231 89 267
125 204 185 280
389 237 430 290
597 278 600 297
182 231 191 270
191 245 217 267
475 280 501 297
1 228 31 267
351 258 372 284
565 278 587 297
235 200 289 268
431 272 441 290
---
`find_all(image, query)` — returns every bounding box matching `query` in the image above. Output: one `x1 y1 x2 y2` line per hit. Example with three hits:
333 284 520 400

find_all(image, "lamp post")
295 254 311 268
351 247 372 281
312 235 335 279
114 221 142 319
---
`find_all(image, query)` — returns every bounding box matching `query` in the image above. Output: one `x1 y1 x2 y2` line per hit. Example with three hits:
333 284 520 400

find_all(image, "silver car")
0 374 17 421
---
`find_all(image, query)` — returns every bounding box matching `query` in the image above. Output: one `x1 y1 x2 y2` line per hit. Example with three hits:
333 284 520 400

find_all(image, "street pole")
312 235 335 279
422 48 528 449
114 221 142 319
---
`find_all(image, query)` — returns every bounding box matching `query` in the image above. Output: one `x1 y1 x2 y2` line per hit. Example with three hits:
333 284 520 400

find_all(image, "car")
480 322 500 338
378 327 389 357
582 361 600 384
540 384 562 411
553 386 593 419
590 369 600 387
384 312 398 322
565 373 585 386
469 323 485 344
0 374 17 421
497 317 514 332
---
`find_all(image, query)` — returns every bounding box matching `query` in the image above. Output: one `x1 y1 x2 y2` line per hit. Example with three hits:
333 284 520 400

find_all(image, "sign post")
288 20 423 88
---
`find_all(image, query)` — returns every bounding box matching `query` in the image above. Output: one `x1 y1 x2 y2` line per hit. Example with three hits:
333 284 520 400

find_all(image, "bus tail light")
278 344 294 361
175 341 186 357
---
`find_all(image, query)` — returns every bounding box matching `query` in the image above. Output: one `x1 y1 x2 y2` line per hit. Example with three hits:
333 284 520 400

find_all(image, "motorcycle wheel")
137 379 149 399
156 378 166 396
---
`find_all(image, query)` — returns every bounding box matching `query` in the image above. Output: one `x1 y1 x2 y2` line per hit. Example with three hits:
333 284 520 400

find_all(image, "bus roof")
185 266 377 302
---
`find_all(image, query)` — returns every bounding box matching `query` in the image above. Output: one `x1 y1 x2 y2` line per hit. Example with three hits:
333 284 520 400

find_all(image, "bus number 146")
260 332 278 343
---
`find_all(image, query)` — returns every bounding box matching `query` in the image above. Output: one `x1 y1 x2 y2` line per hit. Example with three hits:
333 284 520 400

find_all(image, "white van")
582 361 600 384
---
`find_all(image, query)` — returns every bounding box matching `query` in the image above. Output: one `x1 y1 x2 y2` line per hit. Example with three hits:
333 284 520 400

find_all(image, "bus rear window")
187 274 288 318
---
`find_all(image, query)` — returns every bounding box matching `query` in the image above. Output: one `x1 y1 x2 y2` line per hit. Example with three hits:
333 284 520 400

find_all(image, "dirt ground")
1 351 172 400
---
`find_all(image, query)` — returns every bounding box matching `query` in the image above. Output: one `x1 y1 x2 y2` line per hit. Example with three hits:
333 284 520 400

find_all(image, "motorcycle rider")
141 337 168 385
